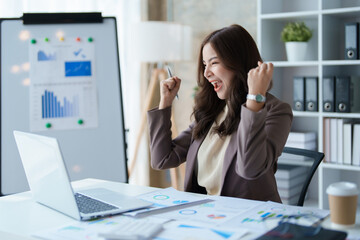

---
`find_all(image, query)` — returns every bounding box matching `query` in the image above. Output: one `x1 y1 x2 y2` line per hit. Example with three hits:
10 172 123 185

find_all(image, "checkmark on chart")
73 48 82 56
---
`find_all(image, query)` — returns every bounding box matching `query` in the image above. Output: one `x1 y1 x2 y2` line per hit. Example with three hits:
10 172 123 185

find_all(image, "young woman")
147 24 293 202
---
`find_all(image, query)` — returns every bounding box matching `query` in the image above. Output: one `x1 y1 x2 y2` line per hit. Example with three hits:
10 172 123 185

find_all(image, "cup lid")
326 182 359 196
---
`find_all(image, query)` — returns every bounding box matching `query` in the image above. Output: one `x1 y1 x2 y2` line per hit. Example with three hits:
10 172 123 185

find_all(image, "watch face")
247 94 266 102
255 94 263 102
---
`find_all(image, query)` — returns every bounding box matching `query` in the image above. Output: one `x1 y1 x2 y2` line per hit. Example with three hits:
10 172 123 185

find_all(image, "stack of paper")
285 132 317 150
275 164 308 205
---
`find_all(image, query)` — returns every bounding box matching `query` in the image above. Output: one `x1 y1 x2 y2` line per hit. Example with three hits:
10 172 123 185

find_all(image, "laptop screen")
13 131 80 219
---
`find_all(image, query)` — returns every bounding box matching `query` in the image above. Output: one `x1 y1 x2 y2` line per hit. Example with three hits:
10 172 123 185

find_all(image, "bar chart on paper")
30 83 98 131
41 89 79 119
222 201 329 232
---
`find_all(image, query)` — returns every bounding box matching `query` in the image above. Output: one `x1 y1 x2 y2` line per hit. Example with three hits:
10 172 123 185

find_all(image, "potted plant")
281 22 312 61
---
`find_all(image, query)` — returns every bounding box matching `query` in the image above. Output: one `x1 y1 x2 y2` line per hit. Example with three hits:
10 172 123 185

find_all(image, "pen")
166 66 179 99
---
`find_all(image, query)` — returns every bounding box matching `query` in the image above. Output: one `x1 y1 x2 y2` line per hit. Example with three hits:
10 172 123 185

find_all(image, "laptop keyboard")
75 193 118 214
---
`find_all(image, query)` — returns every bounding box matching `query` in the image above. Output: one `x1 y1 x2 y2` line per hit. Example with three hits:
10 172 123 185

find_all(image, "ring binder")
293 77 305 111
345 22 359 60
323 76 335 112
335 76 350 113
305 77 318 112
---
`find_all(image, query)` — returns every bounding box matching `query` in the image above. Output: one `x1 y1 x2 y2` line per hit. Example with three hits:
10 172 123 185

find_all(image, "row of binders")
293 76 360 113
323 118 360 166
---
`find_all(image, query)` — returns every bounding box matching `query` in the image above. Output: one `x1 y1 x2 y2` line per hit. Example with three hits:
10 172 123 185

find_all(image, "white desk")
0 178 359 240
0 179 157 239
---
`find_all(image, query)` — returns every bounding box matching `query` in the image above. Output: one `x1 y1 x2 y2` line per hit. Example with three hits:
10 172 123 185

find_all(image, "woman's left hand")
247 61 273 96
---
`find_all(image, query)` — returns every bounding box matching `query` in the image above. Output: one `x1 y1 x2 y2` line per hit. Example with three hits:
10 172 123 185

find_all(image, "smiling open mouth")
210 81 222 91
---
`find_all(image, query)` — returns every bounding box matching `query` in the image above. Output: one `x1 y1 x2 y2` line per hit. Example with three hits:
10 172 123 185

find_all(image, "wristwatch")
246 94 266 103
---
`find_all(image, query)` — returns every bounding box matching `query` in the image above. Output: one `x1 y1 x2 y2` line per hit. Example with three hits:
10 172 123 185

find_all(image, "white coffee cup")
326 181 359 228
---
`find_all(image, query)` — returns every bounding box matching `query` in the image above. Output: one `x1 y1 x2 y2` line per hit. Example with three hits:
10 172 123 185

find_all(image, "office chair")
281 147 325 207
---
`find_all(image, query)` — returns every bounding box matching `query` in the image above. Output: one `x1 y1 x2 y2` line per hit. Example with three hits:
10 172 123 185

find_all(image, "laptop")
13 130 152 221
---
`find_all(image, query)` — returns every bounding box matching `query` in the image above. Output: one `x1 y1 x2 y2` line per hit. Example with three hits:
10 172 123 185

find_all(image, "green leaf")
281 22 313 42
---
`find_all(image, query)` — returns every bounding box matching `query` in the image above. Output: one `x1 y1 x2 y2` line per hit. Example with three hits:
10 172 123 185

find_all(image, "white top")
326 182 359 196
197 106 231 195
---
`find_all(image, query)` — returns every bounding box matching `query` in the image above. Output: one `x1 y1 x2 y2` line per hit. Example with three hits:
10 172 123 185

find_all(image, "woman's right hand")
159 76 181 109
247 61 273 96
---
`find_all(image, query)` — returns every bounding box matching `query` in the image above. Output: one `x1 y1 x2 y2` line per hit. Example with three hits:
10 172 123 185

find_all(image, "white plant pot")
285 42 308 61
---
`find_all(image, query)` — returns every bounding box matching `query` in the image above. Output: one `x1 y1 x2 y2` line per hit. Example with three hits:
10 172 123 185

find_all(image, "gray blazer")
147 93 293 202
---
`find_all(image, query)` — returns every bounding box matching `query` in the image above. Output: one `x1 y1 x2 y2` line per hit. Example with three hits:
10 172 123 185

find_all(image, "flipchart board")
0 13 128 195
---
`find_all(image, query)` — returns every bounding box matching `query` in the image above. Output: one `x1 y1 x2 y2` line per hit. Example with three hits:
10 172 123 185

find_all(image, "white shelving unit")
257 0 360 209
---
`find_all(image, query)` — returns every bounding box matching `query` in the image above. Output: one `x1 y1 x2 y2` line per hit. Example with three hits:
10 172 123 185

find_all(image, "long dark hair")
192 24 266 139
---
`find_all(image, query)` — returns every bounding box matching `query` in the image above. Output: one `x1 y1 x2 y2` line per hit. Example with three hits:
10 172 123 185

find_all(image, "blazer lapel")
220 132 238 189
184 136 204 189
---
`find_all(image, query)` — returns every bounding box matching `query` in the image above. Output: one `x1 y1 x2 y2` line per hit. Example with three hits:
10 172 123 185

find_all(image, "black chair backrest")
281 147 325 207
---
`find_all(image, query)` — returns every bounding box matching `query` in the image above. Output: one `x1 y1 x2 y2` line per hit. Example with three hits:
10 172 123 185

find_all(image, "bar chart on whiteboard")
30 83 98 131
28 35 98 131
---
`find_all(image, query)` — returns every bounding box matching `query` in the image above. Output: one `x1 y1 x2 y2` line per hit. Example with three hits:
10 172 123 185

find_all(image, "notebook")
13 130 152 221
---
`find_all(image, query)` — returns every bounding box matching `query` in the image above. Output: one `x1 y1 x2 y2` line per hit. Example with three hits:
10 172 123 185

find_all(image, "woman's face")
202 43 235 100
